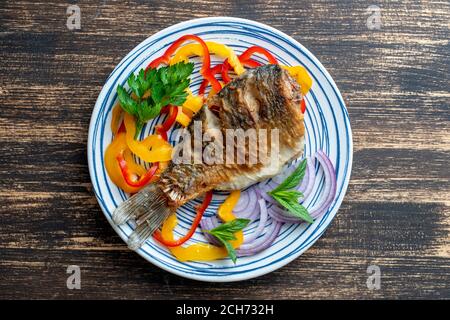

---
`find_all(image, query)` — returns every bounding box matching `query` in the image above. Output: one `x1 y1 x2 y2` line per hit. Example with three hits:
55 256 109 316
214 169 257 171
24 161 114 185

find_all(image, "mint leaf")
210 218 251 234
270 159 307 194
218 237 237 264
273 190 304 201
205 218 250 263
272 194 313 223
268 159 314 224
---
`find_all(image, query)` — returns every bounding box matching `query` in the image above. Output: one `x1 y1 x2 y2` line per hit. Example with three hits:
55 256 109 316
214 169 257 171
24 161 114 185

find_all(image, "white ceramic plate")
87 17 352 282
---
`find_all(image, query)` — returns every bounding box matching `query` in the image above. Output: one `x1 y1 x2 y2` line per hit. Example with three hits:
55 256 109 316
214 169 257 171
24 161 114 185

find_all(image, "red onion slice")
200 151 336 256
233 187 259 219
266 151 336 223
309 150 337 219
257 182 278 204
257 157 315 205
243 198 268 243
233 189 251 212
246 200 261 221
298 157 315 201
267 203 303 223
200 216 220 245
237 219 282 256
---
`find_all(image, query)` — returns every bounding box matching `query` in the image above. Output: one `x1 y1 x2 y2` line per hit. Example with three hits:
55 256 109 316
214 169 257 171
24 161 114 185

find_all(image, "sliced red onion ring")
309 150 337 219
299 157 315 201
233 187 259 219
233 189 251 212
257 157 315 205
267 203 303 223
200 216 220 245
200 151 336 254
257 182 277 204
237 219 282 256
246 200 261 221
266 151 336 223
243 198 268 243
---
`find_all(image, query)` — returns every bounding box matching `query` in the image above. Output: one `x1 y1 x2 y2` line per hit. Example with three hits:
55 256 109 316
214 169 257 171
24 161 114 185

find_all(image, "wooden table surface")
1 0 449 299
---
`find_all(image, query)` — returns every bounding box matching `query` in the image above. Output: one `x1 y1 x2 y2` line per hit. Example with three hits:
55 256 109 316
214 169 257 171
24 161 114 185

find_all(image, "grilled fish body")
113 64 305 249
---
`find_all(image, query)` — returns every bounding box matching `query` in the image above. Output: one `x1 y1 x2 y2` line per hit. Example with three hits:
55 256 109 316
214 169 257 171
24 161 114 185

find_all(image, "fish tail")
112 183 173 250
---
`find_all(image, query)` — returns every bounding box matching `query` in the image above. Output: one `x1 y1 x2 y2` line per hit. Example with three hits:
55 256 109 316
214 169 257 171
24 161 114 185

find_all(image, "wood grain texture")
0 0 449 299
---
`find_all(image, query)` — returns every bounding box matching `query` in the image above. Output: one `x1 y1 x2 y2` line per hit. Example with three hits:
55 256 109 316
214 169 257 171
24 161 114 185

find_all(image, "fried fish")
113 64 305 249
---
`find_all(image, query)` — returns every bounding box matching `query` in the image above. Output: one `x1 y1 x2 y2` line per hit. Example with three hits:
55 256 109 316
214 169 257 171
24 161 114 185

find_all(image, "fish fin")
112 184 173 250
127 208 171 251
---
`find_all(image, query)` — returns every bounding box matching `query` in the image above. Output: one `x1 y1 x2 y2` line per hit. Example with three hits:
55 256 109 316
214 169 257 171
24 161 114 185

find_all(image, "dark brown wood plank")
0 0 448 299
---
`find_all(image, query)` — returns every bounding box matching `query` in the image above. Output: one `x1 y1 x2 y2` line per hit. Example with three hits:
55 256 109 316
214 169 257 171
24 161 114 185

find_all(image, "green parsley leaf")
117 61 194 138
116 85 138 115
205 218 251 263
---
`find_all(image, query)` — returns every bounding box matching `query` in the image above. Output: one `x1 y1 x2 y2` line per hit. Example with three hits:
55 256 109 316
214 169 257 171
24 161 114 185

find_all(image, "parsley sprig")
117 62 194 138
205 218 250 263
268 159 314 223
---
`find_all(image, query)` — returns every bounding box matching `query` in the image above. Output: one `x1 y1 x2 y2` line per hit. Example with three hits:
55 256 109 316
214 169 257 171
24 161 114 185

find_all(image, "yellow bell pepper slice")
123 113 173 163
182 89 203 117
111 102 123 135
281 65 312 95
207 80 224 98
123 148 146 177
161 190 243 262
175 107 192 127
162 214 228 261
171 41 245 75
104 133 144 194
217 190 243 247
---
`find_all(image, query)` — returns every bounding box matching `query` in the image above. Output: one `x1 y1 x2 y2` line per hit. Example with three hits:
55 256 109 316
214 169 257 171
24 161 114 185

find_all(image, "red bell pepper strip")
160 105 171 114
221 56 263 84
155 125 168 141
300 98 306 114
220 61 232 84
209 64 224 80
116 153 159 188
199 59 260 93
145 35 222 92
220 46 276 84
198 64 223 95
198 79 208 96
117 121 126 134
239 46 278 65
159 105 178 132
154 105 178 142
153 190 213 247
241 58 261 68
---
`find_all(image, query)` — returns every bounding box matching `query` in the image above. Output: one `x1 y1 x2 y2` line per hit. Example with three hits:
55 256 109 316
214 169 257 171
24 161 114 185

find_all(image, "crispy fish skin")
158 64 305 207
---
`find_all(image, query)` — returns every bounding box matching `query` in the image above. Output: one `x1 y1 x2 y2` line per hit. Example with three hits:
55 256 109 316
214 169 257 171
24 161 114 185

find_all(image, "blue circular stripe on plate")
94 23 342 276
96 32 330 276
87 17 352 281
